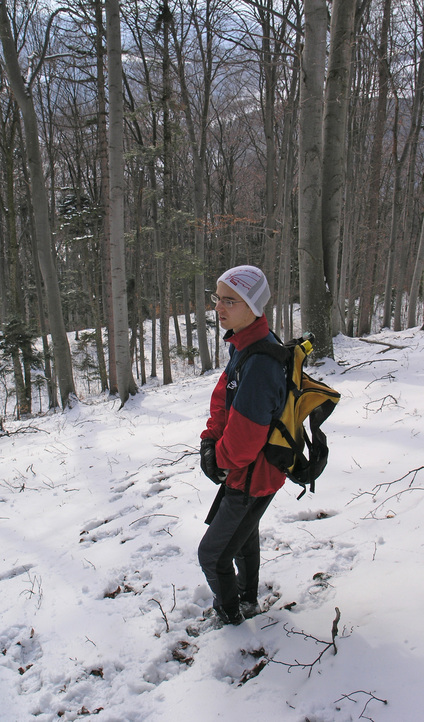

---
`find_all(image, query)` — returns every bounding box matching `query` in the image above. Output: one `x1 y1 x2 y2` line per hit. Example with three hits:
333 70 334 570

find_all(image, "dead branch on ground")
150 598 170 632
359 337 410 352
270 607 341 678
365 373 396 388
369 466 424 495
0 422 49 436
150 584 177 633
340 359 397 375
364 395 399 413
334 689 388 720
348 467 424 519
130 513 179 526
153 444 199 466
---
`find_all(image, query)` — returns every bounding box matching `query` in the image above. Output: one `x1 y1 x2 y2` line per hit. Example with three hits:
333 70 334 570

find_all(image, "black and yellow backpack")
235 332 341 499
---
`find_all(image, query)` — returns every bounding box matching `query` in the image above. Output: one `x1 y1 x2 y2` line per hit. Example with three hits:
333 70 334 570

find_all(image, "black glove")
200 438 228 485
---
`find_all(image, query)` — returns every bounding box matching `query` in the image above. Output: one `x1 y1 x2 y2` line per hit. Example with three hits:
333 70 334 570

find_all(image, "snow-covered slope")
1 327 423 721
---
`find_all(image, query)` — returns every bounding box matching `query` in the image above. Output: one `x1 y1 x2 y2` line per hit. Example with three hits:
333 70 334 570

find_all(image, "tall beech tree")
298 0 332 358
105 0 137 405
357 0 391 336
322 0 357 335
169 0 214 373
95 0 118 394
0 0 75 408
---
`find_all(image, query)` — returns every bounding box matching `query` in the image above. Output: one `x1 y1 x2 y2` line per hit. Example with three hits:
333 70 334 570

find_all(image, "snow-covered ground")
1 324 423 721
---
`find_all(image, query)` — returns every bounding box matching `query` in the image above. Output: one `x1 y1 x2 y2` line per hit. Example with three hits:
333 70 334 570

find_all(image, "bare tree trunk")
390 48 424 330
407 213 424 328
156 3 173 385
170 5 211 372
382 126 403 329
3 112 31 415
337 88 358 337
322 0 357 335
11 349 26 419
357 0 391 336
19 133 58 407
86 246 108 393
182 279 194 363
138 305 147 386
95 0 117 394
105 0 137 405
275 25 300 337
298 0 333 358
151 301 157 378
261 6 278 319
276 131 296 338
0 2 75 408
30 230 58 408
255 1 300 329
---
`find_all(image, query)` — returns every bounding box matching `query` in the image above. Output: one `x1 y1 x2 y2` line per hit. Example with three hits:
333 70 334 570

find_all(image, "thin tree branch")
270 608 341 678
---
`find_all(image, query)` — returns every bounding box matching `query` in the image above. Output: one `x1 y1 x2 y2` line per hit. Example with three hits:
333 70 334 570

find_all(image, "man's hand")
200 439 228 485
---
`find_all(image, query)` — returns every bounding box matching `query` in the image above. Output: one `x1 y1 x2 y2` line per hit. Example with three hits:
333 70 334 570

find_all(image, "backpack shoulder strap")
234 337 291 376
233 335 290 504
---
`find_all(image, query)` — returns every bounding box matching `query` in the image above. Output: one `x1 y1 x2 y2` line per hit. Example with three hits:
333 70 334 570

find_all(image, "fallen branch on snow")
364 395 399 413
269 607 341 678
340 359 397 374
334 689 388 720
348 467 424 519
150 598 170 633
358 337 410 352
153 444 199 466
0 422 49 436
150 586 176 633
130 513 179 526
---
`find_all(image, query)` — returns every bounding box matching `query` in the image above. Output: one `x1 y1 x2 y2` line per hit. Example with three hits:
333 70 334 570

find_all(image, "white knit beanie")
217 265 271 317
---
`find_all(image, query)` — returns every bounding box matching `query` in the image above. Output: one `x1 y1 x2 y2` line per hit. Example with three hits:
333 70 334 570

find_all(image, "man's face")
214 281 256 333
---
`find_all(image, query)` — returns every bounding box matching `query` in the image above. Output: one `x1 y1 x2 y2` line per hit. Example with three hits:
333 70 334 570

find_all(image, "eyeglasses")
210 293 244 309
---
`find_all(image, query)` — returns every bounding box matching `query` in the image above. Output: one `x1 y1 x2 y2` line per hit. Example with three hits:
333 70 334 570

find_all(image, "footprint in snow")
142 640 199 687
284 509 339 523
79 524 124 544
0 563 35 582
141 475 172 498
0 625 43 693
148 544 181 559
109 471 139 497
102 569 151 600
79 506 140 543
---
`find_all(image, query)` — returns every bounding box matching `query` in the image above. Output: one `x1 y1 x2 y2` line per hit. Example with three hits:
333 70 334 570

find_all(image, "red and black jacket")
201 315 287 497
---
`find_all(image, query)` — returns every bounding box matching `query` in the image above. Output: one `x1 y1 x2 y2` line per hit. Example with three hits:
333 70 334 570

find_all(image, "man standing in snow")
198 265 287 625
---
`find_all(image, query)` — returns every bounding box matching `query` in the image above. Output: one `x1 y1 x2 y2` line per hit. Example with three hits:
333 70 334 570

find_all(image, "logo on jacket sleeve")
227 380 238 390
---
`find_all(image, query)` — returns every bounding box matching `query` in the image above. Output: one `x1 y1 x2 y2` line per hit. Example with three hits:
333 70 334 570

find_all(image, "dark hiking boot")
239 600 261 619
213 602 245 626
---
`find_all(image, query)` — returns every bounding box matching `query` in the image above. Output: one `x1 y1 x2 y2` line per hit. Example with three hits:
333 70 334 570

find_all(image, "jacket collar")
223 314 270 351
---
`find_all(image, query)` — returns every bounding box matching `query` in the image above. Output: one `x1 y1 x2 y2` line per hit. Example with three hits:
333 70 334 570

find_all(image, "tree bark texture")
389 48 424 330
322 0 357 334
105 0 137 405
95 0 117 394
170 6 211 372
407 214 424 328
298 0 333 358
357 0 391 336
0 0 75 408
157 2 173 385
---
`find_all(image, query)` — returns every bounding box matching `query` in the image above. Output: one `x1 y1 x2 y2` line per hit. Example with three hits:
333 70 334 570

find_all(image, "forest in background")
0 0 423 416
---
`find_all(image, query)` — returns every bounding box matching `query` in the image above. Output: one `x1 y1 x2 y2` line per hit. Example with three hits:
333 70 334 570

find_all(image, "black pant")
198 486 274 613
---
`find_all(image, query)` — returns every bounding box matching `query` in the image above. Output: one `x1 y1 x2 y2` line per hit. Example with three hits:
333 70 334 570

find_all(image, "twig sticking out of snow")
269 607 341 678
348 466 424 519
333 689 388 720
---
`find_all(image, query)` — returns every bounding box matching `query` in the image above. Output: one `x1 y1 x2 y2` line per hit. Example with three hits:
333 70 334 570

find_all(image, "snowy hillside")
1 326 423 721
